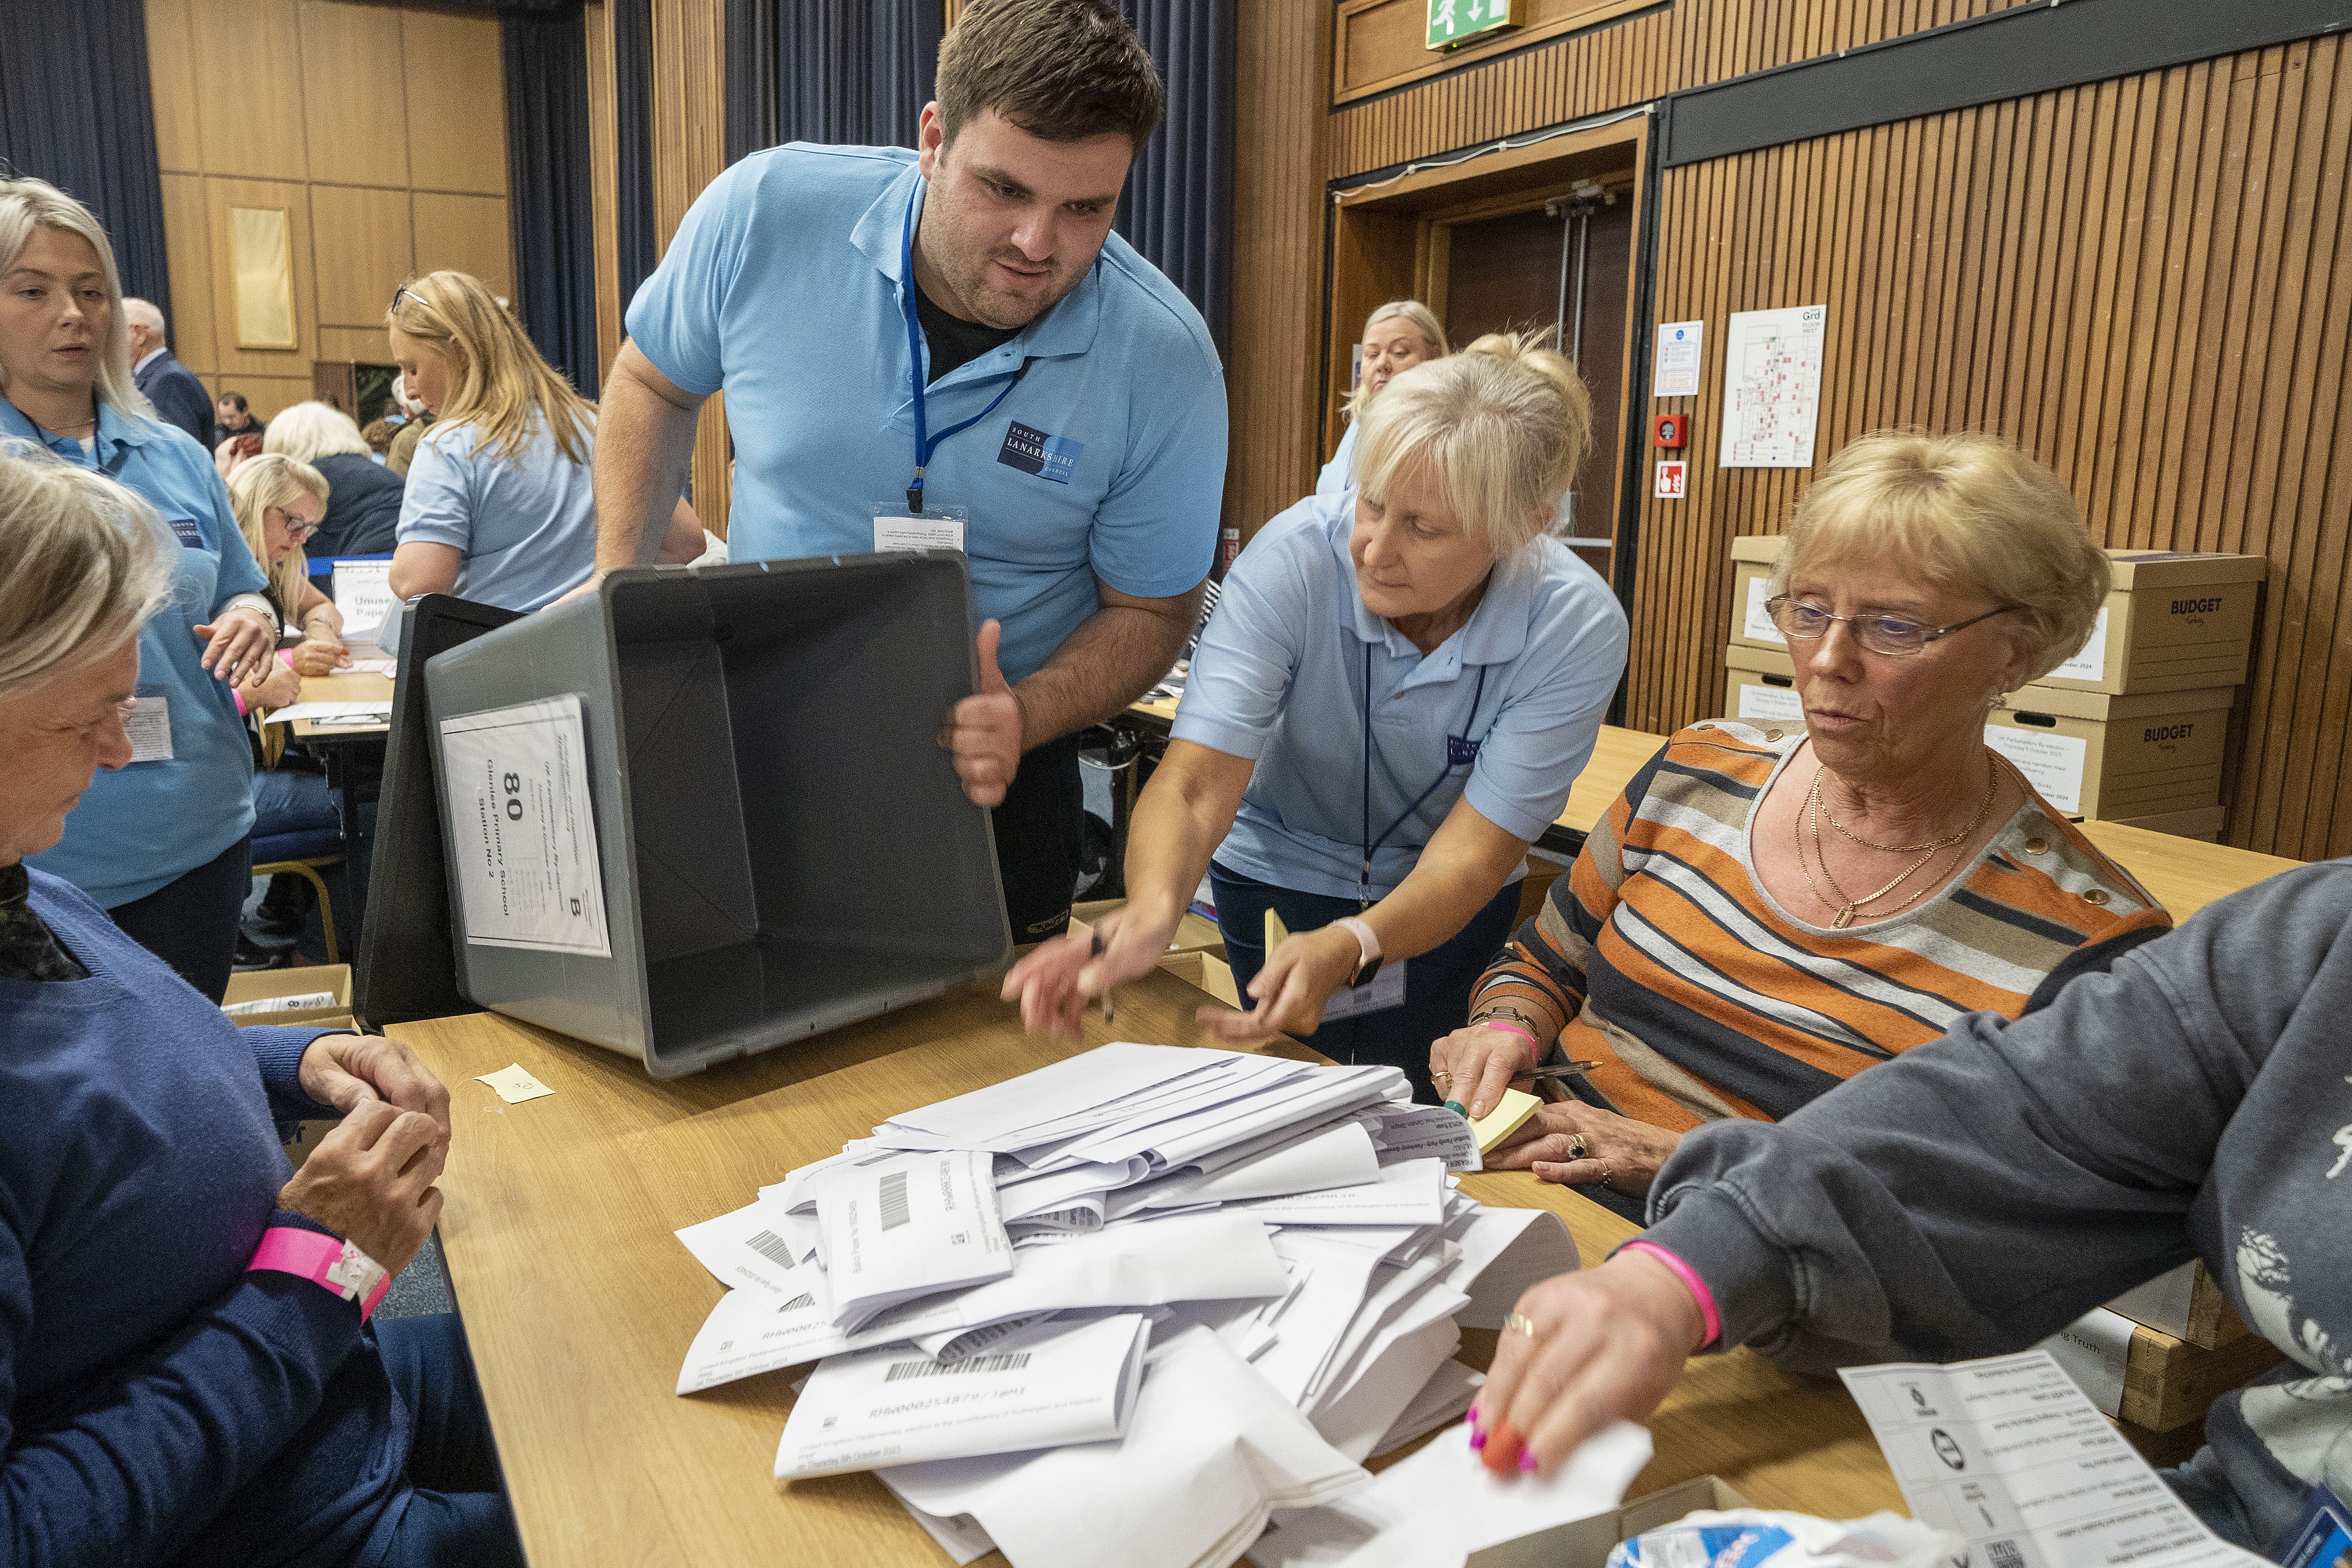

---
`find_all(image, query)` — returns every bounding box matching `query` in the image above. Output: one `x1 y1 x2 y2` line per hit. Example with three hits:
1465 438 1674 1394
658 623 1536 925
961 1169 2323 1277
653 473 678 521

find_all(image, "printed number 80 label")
502 771 525 820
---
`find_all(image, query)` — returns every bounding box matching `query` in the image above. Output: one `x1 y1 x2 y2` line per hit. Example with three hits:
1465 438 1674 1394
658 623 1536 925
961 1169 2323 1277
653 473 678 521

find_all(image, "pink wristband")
1618 1240 1720 1350
248 1227 390 1319
1478 1019 1541 1065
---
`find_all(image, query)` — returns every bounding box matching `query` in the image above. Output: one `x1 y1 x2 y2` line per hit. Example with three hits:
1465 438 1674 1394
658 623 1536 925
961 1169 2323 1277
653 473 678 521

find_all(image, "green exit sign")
1426 0 1521 51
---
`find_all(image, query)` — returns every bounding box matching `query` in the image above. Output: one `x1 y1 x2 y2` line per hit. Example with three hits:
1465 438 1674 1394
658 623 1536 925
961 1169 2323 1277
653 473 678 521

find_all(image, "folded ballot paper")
669 1042 1600 1568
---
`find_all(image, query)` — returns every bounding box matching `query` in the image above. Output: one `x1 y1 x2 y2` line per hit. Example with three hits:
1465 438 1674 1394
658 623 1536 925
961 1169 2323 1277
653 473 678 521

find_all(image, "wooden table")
279 659 397 933
391 970 1902 1567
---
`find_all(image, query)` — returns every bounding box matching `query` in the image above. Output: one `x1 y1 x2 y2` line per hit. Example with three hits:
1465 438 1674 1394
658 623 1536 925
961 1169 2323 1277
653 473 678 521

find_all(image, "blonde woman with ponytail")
1005 332 1629 1092
383 272 700 628
227 452 347 679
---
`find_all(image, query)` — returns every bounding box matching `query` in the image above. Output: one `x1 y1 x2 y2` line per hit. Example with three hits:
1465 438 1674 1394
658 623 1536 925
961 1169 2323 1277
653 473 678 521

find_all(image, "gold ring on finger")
1595 1161 1615 1188
1503 1312 1538 1338
1567 1133 1587 1160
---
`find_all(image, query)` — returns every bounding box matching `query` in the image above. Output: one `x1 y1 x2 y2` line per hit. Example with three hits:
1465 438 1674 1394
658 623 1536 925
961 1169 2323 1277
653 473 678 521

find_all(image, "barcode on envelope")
1985 1542 2026 1568
878 1170 912 1231
883 1352 1032 1382
776 1292 815 1311
743 1229 798 1269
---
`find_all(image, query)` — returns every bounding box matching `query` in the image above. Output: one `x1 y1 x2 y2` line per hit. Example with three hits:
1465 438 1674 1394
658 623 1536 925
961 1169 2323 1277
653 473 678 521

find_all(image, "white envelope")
775 1313 1151 1480
1236 1158 1447 1228
1441 1206 1581 1329
1109 1121 1382 1219
813 1147 1012 1327
887 1327 1369 1568
1243 1420 1654 1568
674 1196 812 1299
1367 1105 1484 1172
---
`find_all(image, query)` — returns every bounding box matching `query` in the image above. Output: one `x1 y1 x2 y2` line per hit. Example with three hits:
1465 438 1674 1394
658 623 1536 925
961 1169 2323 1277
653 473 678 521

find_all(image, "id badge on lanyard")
893 178 1030 545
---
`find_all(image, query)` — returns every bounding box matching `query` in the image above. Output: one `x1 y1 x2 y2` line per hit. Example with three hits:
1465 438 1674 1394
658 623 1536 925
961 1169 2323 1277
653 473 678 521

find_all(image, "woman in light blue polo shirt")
1 177 280 1001
1315 300 1448 498
1006 335 1629 1100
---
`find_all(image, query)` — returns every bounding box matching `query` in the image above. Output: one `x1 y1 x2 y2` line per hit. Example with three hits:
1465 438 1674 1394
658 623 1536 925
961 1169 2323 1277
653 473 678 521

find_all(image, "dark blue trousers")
106 833 250 1003
1210 861 1522 1105
377 1313 526 1568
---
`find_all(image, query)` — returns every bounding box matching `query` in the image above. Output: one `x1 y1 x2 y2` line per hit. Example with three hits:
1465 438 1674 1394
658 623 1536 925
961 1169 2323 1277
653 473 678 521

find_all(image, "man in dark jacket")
124 298 213 452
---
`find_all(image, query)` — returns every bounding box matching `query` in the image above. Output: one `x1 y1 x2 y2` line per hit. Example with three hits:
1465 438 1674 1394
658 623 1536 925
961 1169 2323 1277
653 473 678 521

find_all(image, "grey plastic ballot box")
420 553 1012 1076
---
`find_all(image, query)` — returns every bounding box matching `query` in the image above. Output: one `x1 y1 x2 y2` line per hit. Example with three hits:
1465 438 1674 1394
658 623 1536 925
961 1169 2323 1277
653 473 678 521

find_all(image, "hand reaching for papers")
1428 1022 1540 1119
1483 1101 1681 1197
1196 924 1361 1042
942 619 1026 808
1472 1249 1707 1478
1002 903 1172 1038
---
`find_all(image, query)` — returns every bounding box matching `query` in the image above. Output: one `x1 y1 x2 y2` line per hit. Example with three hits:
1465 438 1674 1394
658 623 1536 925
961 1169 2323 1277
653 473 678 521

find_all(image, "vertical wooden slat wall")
1624 38 2352 859
648 0 730 537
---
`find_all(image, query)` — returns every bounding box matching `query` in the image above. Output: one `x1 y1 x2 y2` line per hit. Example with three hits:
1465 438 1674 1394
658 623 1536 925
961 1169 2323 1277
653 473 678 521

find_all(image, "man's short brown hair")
936 0 1164 150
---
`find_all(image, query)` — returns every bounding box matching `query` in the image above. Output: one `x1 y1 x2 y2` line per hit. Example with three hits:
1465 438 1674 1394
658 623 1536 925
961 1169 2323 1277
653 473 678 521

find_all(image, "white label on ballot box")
874 510 966 553
1737 682 1805 723
124 695 173 763
1983 725 2089 815
330 560 396 642
1744 575 1786 643
437 694 612 957
2051 605 2111 682
1320 960 1405 1022
1841 1350 2266 1568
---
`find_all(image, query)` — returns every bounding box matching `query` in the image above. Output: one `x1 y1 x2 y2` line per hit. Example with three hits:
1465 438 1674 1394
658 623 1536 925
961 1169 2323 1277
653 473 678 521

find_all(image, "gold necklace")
1823 756 1998 854
1797 761 1998 929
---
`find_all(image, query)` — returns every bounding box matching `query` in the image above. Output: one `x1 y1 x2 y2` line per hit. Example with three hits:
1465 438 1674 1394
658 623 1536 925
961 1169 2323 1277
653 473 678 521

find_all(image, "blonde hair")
387 270 594 467
1353 330 1593 558
1344 300 1450 423
264 400 372 464
227 453 331 619
1775 432 2109 682
0 178 156 426
0 440 172 698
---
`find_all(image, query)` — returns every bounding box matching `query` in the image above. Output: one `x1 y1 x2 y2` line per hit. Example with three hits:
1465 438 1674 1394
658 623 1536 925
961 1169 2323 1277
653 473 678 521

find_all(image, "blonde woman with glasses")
382 272 697 635
228 453 347 679
1433 431 2172 1216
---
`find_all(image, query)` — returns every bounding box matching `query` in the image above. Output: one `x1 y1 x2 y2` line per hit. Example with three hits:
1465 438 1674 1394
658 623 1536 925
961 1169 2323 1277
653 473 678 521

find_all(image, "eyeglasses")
389 285 422 315
270 506 321 543
1766 595 2016 657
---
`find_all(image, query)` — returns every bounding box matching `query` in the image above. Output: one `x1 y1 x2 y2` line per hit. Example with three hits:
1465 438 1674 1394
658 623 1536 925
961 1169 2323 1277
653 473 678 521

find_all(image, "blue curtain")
0 0 172 307
768 1 944 152
612 0 661 314
503 7 600 396
1114 0 1233 356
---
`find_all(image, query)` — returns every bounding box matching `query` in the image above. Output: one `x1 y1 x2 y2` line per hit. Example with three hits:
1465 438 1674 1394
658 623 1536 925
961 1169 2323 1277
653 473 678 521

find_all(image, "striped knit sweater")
1471 721 2174 1132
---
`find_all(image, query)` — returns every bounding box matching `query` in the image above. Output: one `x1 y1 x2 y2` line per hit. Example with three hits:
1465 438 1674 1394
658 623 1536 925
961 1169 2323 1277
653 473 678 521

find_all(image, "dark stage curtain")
1114 0 1234 356
0 0 173 308
769 1 945 152
503 7 601 396
612 0 661 315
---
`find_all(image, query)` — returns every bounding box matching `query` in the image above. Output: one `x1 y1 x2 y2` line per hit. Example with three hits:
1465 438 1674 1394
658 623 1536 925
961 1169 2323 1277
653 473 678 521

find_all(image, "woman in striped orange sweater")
1433 432 2174 1211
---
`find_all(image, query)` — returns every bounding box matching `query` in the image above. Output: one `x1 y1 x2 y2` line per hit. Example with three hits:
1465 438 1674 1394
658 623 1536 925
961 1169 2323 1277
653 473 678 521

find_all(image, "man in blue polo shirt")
593 0 1225 940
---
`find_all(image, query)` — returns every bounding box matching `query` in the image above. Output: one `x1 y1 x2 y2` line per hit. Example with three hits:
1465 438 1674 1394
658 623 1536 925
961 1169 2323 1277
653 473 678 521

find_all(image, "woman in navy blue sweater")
0 442 520 1565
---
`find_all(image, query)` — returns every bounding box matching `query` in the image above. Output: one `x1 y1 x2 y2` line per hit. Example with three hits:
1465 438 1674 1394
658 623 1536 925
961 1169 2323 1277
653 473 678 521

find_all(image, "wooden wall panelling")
412 192 513 299
204 177 316 381
157 171 218 375
315 326 393 363
1336 0 1659 107
1222 1 1334 545
298 0 413 189
146 0 202 174
648 0 731 535
310 183 414 327
402 10 509 197
585 0 622 386
221 374 326 420
190 0 309 181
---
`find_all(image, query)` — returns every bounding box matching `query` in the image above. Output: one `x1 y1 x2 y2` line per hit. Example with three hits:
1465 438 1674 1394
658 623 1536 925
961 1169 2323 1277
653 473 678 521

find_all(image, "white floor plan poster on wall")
1720 304 1827 469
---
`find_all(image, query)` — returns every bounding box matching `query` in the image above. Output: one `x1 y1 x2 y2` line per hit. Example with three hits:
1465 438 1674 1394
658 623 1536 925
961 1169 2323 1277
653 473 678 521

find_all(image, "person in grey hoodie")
1468 861 2349 1560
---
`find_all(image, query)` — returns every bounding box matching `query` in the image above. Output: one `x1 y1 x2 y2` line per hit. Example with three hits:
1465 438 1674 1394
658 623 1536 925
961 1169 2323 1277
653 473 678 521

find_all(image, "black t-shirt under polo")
915 278 1020 383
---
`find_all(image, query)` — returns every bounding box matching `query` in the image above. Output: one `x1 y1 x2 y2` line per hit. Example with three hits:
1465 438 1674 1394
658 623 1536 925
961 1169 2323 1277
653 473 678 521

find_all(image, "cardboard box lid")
2103 550 2267 590
1727 644 1795 676
2001 683 2240 723
1729 534 1782 565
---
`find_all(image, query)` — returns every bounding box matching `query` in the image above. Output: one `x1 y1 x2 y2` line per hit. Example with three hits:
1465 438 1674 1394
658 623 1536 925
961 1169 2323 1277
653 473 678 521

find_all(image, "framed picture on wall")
230 206 297 351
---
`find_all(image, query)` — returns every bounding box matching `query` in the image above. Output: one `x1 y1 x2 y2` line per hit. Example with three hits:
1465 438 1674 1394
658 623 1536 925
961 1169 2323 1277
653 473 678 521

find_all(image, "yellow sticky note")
1471 1087 1541 1153
1264 907 1289 952
476 1063 554 1105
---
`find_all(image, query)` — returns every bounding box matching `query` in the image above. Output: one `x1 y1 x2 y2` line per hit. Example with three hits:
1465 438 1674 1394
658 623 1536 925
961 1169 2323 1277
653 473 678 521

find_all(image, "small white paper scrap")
476 1063 554 1104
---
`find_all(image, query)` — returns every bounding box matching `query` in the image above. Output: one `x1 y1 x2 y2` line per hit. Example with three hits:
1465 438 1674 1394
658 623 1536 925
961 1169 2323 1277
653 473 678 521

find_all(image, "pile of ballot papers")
670 1042 1644 1568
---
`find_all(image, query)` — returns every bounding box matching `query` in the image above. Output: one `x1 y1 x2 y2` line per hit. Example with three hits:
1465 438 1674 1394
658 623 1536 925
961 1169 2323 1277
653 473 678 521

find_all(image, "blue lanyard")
899 180 1032 513
1358 641 1493 909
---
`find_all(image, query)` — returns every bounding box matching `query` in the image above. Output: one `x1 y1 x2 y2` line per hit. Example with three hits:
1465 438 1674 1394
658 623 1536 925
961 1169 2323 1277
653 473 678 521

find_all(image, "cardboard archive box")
220 964 354 1025
1720 647 2238 822
1726 536 1789 654
2039 550 2266 694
